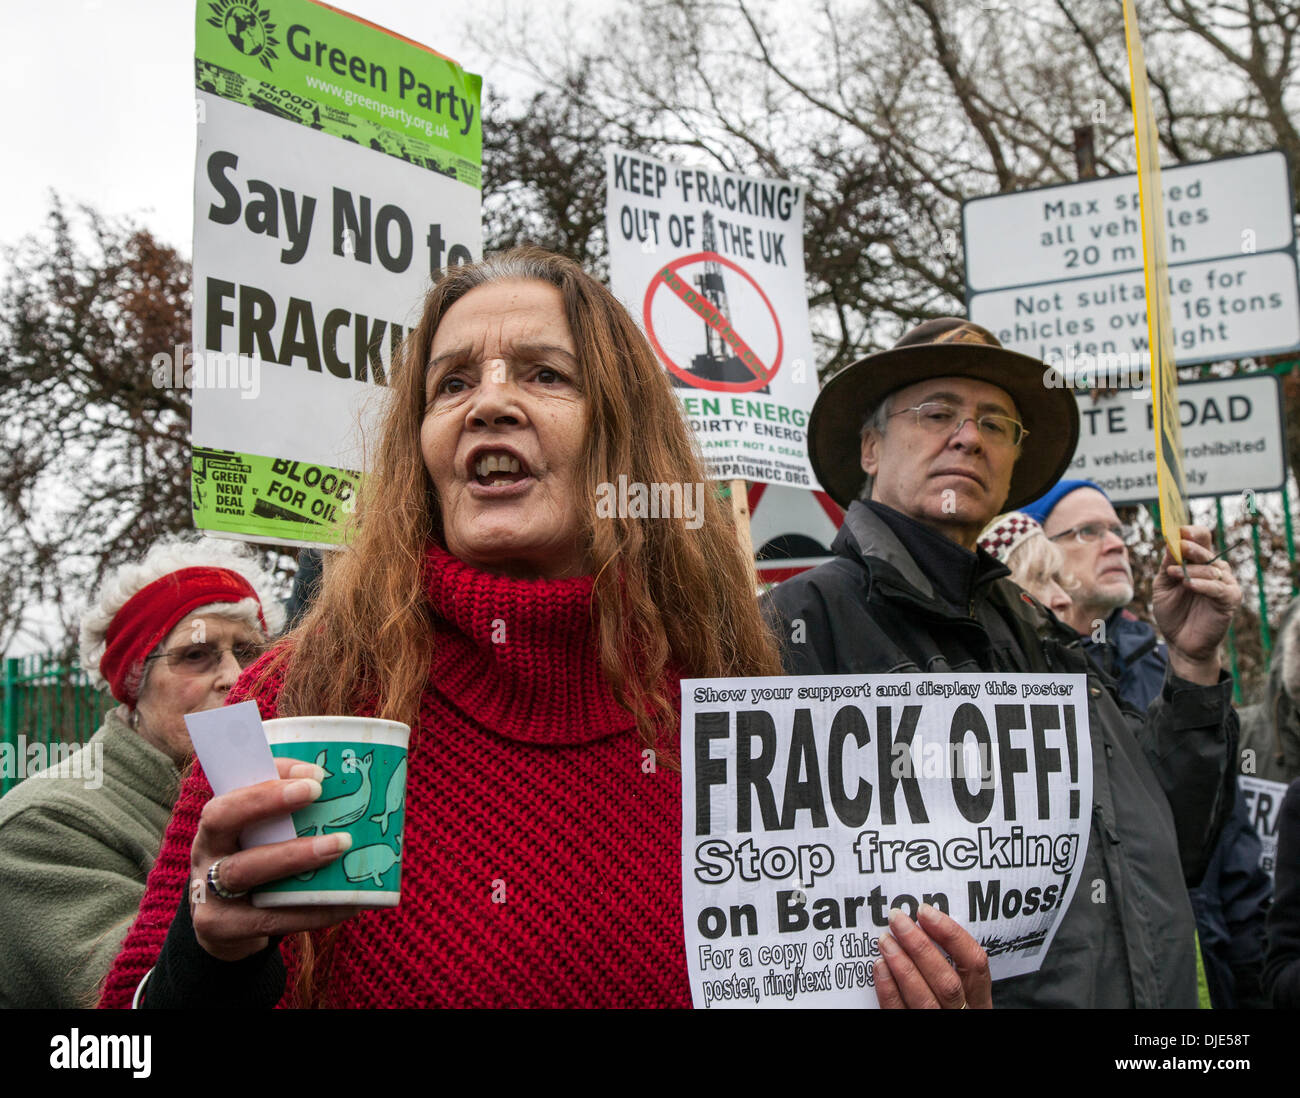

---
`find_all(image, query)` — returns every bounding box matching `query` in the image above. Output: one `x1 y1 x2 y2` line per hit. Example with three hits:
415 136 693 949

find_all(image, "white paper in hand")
185 701 298 848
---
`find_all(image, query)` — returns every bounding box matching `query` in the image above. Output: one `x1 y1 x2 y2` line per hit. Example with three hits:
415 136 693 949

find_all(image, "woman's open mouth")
471 451 533 488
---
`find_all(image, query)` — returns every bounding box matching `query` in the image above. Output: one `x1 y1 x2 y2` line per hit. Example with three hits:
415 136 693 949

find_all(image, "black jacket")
1189 785 1272 1008
1087 610 1270 1008
763 501 1238 1008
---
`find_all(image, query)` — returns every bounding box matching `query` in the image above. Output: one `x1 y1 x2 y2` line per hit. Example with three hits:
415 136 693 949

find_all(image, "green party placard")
196 0 481 183
191 0 482 547
192 446 358 544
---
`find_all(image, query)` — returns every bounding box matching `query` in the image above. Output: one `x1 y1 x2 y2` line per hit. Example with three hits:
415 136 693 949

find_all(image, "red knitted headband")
100 567 267 705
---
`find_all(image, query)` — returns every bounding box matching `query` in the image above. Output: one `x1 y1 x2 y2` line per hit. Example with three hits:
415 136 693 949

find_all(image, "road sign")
748 484 844 583
971 254 1300 369
964 151 1294 291
1064 373 1285 504
964 151 1300 374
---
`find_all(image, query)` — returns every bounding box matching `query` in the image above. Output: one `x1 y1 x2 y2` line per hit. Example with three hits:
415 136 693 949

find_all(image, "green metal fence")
1212 362 1290 688
1 654 110 798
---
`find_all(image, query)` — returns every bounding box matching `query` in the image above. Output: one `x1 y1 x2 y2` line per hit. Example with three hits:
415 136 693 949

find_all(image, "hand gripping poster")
605 148 817 488
191 0 482 545
681 674 1093 1008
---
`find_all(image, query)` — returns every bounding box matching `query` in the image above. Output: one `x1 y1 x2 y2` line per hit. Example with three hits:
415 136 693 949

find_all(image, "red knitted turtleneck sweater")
99 543 689 1008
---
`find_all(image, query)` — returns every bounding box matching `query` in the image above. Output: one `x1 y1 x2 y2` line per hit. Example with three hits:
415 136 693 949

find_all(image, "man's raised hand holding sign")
1153 525 1243 685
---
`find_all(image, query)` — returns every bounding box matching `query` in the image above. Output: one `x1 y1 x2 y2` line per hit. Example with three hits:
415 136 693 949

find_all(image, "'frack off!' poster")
1239 774 1290 881
682 674 1093 1008
190 0 481 546
605 148 817 488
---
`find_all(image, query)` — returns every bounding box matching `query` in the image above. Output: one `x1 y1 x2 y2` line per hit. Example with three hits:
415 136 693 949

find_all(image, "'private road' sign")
1065 372 1285 504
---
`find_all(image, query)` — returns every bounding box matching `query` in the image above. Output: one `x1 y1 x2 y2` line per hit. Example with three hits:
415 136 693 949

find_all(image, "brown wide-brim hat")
808 318 1080 512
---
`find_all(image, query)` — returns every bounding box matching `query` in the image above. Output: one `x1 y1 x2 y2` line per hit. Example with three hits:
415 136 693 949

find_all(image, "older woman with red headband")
0 537 282 1007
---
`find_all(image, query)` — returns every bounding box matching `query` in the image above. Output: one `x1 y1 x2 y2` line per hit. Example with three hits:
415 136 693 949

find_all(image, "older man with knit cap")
1021 479 1167 707
1025 477 1272 1009
765 317 1243 1008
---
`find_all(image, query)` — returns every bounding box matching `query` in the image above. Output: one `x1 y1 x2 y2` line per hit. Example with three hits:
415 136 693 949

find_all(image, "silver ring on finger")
206 857 247 900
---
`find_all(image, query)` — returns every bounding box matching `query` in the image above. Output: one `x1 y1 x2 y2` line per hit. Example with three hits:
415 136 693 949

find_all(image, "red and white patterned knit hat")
977 512 1044 563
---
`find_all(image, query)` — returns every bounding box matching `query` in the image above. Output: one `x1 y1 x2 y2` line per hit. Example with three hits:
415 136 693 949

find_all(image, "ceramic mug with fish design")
252 716 410 908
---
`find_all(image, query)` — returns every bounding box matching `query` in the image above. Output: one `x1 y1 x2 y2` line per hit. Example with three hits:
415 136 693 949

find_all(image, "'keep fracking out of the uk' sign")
605 147 818 489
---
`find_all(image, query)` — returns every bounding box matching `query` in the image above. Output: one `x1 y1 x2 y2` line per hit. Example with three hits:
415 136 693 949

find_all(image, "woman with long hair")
98 247 781 1008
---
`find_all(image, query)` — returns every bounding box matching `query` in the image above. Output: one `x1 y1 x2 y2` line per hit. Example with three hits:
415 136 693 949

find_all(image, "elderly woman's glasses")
889 401 1028 447
143 642 265 675
1048 522 1130 545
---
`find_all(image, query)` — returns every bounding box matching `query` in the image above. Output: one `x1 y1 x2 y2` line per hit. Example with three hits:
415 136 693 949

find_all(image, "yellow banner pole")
1123 0 1189 562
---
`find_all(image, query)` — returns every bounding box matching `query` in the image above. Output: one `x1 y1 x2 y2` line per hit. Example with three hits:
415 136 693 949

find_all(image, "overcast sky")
1 0 574 254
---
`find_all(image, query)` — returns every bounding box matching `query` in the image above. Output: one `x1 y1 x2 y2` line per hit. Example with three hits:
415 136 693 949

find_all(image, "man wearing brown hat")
765 318 1242 1009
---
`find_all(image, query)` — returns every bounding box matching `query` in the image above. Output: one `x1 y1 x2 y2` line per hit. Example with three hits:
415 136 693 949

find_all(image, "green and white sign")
191 0 482 545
